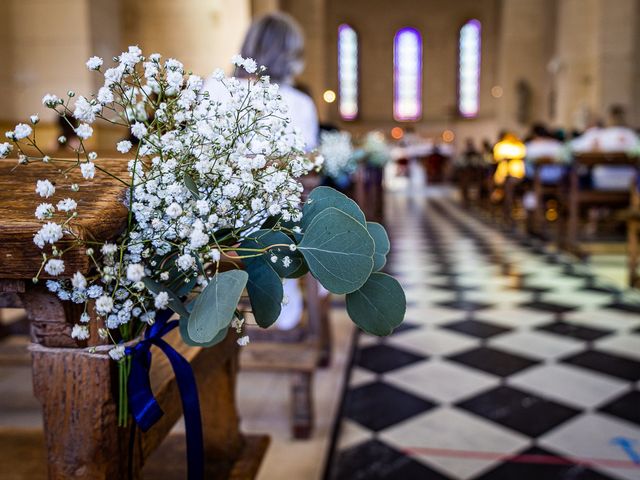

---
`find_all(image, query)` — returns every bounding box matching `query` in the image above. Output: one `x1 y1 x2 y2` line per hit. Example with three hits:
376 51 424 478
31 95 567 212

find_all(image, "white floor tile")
389 328 479 357
540 412 640 480
385 359 500 404
508 363 630 409
596 334 640 361
381 407 530 480
489 330 585 360
479 308 555 329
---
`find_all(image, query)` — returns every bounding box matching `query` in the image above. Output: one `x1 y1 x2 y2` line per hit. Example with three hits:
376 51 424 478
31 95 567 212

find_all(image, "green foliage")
346 272 406 335
183 173 201 199
245 260 283 328
367 222 390 271
298 207 374 294
301 186 366 229
184 270 248 345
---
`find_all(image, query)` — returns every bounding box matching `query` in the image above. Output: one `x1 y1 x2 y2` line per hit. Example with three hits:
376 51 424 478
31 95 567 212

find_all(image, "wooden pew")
564 153 638 257
0 159 268 479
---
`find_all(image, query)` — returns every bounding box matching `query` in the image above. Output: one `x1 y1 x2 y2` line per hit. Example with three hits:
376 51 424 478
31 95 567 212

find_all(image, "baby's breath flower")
116 140 132 153
44 258 65 276
71 324 90 340
80 162 95 179
86 56 103 71
35 179 55 198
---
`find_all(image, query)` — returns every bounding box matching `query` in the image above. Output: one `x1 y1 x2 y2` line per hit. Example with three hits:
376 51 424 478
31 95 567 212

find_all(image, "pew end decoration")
2 46 405 440
319 130 358 188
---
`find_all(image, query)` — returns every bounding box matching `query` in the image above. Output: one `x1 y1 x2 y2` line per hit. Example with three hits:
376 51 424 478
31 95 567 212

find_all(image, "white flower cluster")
363 131 392 167
319 130 357 180
6 46 313 358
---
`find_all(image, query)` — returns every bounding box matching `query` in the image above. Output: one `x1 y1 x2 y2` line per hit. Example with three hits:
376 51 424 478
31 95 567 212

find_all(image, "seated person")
525 123 567 184
570 105 640 190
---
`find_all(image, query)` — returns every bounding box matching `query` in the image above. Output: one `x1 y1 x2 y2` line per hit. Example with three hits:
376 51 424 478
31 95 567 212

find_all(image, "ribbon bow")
126 310 204 480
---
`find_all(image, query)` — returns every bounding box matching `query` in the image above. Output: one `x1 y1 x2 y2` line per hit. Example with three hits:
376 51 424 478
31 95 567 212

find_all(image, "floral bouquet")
2 47 405 431
363 131 392 168
319 130 358 187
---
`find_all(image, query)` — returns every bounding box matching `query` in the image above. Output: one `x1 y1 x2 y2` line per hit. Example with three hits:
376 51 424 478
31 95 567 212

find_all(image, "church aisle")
325 191 640 480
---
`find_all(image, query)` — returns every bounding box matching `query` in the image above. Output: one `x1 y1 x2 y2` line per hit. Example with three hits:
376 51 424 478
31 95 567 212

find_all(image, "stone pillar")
495 0 557 134
555 0 640 129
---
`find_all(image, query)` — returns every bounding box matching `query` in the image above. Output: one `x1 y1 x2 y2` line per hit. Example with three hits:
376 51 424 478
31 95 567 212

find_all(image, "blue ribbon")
125 310 204 480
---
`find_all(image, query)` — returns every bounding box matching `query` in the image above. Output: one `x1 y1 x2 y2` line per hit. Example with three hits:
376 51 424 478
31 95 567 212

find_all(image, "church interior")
1 1 640 479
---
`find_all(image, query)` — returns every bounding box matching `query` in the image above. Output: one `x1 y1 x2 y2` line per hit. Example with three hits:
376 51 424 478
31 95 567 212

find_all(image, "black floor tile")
437 300 493 312
391 321 420 334
605 302 640 314
442 319 511 339
331 439 452 480
355 344 426 374
456 386 580 437
508 284 552 294
431 283 479 292
343 381 435 431
599 390 640 425
536 321 612 341
473 446 618 480
562 350 640 382
447 347 539 377
519 301 578 314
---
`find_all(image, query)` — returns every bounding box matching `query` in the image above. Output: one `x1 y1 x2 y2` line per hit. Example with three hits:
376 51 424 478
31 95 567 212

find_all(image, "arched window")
393 27 422 121
338 24 358 120
458 19 481 118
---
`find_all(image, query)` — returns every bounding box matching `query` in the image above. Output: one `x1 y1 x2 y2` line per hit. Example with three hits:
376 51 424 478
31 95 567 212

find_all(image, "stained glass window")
338 24 358 120
458 19 481 118
393 27 422 121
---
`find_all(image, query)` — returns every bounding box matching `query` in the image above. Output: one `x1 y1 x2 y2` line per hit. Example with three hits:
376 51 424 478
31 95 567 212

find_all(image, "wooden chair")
0 159 268 479
239 173 332 440
564 153 638 257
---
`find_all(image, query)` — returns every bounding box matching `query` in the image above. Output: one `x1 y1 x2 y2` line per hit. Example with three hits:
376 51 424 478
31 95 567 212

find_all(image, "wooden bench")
0 159 268 479
564 153 638 257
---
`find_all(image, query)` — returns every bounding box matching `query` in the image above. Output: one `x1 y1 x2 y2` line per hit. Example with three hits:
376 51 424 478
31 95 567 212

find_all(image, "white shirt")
570 127 640 190
525 138 565 161
570 126 640 153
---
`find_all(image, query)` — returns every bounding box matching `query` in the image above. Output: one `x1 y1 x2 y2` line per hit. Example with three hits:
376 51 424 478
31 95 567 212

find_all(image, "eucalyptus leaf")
185 270 248 345
298 207 374 294
142 277 189 319
180 317 229 347
367 222 390 271
183 173 201 199
301 186 366 229
346 272 406 336
245 260 283 328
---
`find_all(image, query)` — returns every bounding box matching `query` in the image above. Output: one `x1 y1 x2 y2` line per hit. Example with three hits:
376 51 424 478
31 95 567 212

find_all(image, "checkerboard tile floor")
324 194 640 480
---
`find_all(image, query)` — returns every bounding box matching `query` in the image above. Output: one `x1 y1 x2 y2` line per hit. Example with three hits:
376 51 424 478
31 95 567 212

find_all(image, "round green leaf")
246 260 283 328
346 272 406 336
185 270 248 345
301 186 366 229
298 207 374 294
367 222 390 272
